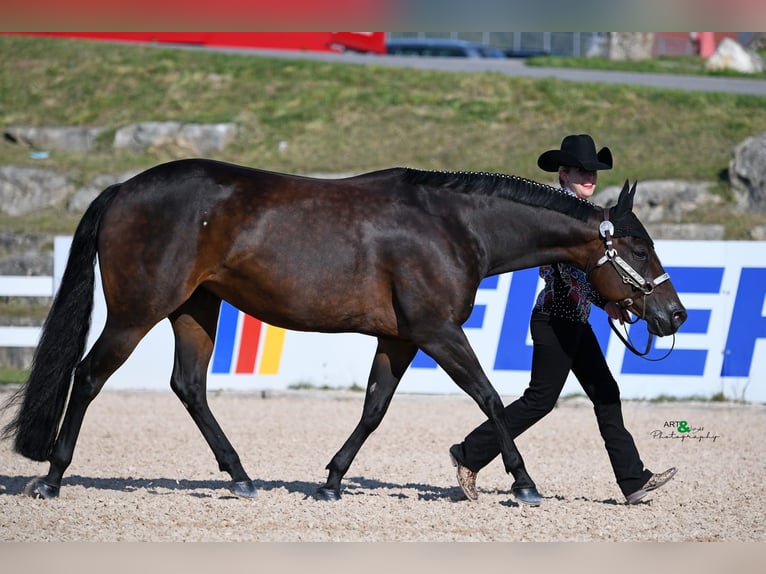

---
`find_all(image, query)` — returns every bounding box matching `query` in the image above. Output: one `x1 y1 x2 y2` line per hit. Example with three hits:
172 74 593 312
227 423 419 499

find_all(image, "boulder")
0 231 51 257
0 166 74 216
592 180 722 223
645 223 725 240
729 132 766 212
113 121 183 152
0 348 35 370
67 170 142 213
0 232 53 276
4 126 105 152
177 123 239 155
705 38 765 73
113 121 238 154
751 226 766 241
0 252 53 275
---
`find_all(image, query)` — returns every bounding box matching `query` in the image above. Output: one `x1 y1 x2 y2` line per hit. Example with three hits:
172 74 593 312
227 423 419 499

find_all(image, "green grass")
1 34 766 237
0 297 51 321
0 366 27 385
648 392 728 403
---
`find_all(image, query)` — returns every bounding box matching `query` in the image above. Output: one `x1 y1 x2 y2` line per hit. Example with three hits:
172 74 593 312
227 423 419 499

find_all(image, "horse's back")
94 159 478 335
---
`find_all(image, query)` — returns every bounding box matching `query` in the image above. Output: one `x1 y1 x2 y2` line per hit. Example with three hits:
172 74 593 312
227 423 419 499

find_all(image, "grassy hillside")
1 33 766 237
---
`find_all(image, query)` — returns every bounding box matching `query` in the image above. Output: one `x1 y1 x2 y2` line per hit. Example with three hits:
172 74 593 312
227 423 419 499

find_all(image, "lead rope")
608 316 676 360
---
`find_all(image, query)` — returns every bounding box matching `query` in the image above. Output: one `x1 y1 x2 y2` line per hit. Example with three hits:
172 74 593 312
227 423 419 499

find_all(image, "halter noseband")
594 207 670 308
592 207 674 359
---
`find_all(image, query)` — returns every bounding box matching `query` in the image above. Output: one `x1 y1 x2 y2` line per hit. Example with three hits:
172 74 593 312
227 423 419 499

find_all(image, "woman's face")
560 166 598 199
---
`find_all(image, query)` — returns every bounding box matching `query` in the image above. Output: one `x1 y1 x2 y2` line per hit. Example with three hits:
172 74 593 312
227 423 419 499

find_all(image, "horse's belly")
205 274 399 336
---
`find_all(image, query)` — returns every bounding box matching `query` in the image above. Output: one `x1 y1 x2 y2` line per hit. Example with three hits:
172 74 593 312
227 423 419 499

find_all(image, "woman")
448 134 676 506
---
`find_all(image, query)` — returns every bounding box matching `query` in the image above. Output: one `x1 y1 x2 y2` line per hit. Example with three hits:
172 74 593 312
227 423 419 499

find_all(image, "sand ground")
1 388 764 542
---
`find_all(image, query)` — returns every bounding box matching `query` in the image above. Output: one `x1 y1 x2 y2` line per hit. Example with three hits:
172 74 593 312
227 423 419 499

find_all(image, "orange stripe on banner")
235 314 262 374
258 325 286 375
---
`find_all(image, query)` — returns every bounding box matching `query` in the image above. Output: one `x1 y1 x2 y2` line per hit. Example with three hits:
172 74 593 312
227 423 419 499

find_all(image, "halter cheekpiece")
595 207 670 305
593 207 673 358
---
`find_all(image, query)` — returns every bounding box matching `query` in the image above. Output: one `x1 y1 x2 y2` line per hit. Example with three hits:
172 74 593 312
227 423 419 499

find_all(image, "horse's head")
586 180 687 336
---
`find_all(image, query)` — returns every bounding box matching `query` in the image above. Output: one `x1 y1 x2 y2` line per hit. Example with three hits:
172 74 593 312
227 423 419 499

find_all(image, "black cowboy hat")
537 134 613 172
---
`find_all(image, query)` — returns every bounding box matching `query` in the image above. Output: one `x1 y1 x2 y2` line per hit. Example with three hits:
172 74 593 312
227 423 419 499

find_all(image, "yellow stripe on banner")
258 325 286 374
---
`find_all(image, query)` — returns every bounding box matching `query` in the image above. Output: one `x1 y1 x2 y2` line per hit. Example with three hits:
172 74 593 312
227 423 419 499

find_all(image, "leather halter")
595 207 670 308
592 207 673 358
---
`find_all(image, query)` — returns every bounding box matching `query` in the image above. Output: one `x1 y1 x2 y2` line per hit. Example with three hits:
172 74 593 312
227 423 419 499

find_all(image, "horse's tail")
1 183 122 461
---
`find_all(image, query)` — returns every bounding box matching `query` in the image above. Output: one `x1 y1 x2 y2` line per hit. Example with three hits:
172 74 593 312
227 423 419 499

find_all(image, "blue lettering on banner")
722 267 766 377
493 268 535 370
408 264 764 383
622 267 722 376
491 267 617 370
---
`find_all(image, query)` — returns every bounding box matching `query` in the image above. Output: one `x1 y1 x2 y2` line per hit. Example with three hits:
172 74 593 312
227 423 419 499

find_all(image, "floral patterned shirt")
532 263 608 323
531 187 607 323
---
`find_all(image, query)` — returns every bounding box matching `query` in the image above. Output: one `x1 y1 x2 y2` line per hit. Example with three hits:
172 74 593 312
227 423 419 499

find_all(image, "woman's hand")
604 301 631 324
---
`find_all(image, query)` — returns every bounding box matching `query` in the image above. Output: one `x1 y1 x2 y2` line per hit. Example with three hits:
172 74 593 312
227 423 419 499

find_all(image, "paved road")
226 48 766 96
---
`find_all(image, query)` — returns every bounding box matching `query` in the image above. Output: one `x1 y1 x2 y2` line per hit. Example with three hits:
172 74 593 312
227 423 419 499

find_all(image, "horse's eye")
633 248 648 260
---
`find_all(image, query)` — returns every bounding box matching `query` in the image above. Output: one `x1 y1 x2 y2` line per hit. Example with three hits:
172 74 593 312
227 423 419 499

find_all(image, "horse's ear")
614 179 635 216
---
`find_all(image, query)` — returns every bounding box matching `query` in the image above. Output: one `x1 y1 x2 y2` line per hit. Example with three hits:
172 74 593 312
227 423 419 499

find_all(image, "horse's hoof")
24 477 60 499
316 486 341 501
229 480 258 498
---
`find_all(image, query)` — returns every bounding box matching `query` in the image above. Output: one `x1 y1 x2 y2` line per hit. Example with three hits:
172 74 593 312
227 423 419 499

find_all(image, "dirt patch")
1 388 763 542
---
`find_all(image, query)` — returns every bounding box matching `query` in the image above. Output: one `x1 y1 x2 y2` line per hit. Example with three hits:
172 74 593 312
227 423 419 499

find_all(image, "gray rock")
177 123 239 154
645 223 726 240
0 252 53 275
751 225 766 240
0 348 35 370
592 180 721 223
67 170 142 213
0 166 74 216
4 125 105 152
0 231 52 257
113 121 238 154
0 232 53 275
113 121 183 152
729 132 766 213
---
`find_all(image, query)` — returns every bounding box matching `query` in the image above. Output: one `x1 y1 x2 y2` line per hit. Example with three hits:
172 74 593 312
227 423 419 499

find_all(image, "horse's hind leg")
27 321 149 499
168 288 256 498
317 337 418 501
417 325 540 503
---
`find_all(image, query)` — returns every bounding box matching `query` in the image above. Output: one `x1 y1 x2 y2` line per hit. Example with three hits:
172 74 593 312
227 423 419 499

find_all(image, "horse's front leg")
418 325 541 505
317 338 418 501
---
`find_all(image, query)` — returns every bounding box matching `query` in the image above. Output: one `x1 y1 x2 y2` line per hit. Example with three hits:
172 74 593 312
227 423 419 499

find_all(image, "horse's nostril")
673 309 687 325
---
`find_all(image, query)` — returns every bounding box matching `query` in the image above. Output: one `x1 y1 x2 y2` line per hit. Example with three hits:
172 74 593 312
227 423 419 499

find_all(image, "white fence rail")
0 275 52 347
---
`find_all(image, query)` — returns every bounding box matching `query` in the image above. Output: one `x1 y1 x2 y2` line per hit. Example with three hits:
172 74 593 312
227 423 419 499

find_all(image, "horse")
1 158 686 502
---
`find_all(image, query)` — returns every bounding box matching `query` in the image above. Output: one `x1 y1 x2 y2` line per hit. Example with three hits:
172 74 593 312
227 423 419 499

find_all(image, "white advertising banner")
51 237 766 403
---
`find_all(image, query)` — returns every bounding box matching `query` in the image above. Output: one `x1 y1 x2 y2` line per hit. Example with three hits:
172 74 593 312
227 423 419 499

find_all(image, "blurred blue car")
385 38 507 58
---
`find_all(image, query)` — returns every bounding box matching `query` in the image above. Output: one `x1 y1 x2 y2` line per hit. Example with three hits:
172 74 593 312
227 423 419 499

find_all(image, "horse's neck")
474 203 601 276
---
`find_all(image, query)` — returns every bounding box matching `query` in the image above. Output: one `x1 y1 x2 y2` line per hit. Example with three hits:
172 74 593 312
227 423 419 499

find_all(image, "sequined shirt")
532 263 608 323
531 187 607 323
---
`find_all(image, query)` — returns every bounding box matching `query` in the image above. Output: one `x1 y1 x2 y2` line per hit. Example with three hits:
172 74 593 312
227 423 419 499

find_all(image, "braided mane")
402 168 599 222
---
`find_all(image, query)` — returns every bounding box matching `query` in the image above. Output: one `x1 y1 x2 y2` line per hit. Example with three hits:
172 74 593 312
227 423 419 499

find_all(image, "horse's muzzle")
648 305 687 337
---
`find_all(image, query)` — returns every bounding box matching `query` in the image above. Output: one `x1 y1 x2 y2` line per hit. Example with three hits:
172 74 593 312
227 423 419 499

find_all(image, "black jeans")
452 311 652 497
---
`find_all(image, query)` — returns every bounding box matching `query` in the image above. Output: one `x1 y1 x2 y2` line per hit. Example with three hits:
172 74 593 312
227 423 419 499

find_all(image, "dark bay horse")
1 159 686 502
